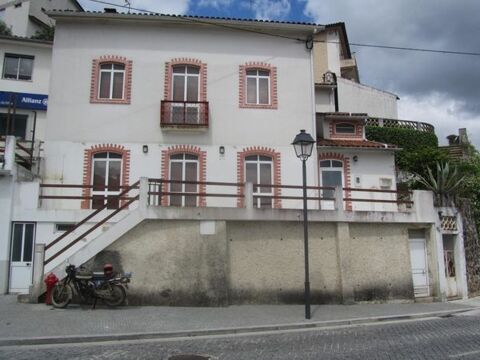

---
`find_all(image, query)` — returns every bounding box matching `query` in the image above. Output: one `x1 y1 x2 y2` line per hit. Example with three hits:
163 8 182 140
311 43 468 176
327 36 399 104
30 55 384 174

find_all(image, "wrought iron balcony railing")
160 100 209 128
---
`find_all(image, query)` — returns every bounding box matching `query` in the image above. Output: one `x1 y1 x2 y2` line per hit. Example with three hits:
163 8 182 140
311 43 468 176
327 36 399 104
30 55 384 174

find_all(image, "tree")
31 25 55 41
415 162 465 207
0 20 12 36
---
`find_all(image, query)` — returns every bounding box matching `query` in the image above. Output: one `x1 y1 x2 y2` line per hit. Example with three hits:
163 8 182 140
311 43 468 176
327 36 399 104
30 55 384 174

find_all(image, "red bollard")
44 273 59 305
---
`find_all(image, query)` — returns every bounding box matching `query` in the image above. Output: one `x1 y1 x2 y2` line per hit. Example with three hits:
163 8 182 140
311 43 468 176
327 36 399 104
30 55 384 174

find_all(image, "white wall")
0 176 14 293
0 1 30 37
337 78 398 119
315 87 335 113
47 21 313 146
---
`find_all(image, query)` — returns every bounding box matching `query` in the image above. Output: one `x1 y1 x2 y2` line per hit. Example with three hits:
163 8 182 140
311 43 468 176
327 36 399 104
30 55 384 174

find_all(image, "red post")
44 273 59 305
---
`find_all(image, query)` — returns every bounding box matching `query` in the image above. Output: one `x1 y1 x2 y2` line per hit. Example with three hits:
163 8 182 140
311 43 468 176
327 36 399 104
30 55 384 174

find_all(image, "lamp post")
292 129 316 320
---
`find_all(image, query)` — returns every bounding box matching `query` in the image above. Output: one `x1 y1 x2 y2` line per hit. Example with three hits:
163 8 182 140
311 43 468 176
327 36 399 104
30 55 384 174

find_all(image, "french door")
91 152 122 209
9 223 35 294
169 153 199 207
171 65 200 124
245 155 273 208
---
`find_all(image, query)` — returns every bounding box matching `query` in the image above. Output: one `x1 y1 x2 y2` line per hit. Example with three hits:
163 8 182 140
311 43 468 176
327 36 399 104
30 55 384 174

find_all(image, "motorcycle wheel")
51 283 73 308
102 284 126 307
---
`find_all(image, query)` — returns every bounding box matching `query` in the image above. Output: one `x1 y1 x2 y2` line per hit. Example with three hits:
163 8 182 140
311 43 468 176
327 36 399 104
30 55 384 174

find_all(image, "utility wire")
84 0 480 57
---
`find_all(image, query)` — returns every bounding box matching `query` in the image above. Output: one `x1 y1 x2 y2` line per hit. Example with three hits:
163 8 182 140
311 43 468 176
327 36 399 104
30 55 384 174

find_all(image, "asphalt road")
2 313 480 360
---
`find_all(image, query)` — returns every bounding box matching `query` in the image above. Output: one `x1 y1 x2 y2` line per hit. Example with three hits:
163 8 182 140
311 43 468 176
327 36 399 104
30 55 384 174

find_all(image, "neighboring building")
0 0 83 37
0 10 468 307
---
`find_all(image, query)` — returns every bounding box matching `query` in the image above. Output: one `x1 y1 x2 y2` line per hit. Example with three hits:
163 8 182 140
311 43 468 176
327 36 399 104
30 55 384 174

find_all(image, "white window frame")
245 69 270 105
245 155 273 208
91 152 123 207
319 159 344 209
169 153 199 207
98 63 125 100
172 65 200 102
3 53 34 81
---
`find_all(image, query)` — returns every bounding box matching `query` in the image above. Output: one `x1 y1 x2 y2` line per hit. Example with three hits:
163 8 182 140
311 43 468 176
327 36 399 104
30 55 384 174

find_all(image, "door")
169 153 198 207
91 152 122 209
9 223 35 294
320 160 343 210
408 231 429 297
172 65 200 124
443 235 458 298
245 155 273 208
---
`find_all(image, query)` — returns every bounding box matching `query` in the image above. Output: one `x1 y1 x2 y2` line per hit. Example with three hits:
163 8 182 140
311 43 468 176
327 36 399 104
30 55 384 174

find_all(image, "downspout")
333 73 339 112
309 32 318 190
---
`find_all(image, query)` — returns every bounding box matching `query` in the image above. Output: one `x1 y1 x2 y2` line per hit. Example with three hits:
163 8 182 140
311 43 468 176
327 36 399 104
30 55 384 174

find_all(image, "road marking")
449 349 480 358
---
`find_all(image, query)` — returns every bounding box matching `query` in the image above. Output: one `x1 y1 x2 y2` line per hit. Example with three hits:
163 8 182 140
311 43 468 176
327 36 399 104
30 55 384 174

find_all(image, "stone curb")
0 307 476 347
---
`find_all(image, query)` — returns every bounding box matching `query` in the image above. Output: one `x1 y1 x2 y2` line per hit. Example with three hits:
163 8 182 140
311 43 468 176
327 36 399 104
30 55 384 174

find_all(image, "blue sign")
0 91 48 111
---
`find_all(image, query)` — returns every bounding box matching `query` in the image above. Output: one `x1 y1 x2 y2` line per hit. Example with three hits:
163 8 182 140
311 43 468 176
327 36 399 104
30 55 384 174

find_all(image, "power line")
84 0 480 57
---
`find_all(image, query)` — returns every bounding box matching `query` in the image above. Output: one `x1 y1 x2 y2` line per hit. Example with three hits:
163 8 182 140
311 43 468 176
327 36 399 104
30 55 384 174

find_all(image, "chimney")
458 128 469 145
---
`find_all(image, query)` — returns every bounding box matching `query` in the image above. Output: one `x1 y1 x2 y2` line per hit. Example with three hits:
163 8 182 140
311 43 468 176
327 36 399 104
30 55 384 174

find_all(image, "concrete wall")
312 30 341 83
337 78 398 119
85 218 434 305
0 1 30 36
0 175 14 293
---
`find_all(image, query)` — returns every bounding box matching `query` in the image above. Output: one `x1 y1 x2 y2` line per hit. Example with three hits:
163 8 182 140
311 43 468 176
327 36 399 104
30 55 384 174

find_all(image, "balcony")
160 100 209 129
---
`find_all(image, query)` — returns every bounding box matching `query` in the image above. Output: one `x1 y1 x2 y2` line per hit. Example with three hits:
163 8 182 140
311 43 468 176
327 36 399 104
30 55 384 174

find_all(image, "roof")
0 34 53 46
317 139 397 150
72 0 84 11
46 10 325 34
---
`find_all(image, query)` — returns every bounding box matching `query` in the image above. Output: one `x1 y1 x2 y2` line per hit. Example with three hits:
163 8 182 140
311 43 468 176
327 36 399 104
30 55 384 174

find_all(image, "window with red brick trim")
81 144 130 209
164 58 207 101
161 145 207 207
329 120 363 139
239 62 277 109
237 147 281 208
90 55 132 104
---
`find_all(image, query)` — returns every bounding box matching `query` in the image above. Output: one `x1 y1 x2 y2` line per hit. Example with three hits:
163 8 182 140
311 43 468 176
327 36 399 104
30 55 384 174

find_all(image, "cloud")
398 94 480 148
244 0 291 20
78 0 190 14
198 0 233 9
301 0 480 147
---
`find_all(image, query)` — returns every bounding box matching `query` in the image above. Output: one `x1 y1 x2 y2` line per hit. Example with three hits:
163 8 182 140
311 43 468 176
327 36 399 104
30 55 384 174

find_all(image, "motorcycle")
51 263 132 309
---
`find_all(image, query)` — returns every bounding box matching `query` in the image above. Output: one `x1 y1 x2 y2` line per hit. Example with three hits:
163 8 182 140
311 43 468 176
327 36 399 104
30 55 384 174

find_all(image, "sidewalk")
0 295 478 345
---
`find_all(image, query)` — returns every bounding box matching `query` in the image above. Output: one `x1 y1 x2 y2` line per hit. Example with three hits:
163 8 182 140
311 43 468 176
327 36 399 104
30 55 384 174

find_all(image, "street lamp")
292 129 316 320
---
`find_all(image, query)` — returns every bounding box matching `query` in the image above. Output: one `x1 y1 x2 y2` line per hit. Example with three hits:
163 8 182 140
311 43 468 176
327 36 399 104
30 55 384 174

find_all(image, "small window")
55 223 76 232
246 69 270 105
3 54 34 81
335 123 356 134
98 63 125 100
0 113 28 139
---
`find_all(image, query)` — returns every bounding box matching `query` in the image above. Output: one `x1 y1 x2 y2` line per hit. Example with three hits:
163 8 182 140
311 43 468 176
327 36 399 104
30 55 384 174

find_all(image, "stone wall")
85 219 427 306
458 198 480 296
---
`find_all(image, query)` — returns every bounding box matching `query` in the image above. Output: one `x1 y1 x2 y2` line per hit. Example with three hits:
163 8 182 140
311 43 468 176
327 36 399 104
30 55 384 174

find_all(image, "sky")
77 0 480 147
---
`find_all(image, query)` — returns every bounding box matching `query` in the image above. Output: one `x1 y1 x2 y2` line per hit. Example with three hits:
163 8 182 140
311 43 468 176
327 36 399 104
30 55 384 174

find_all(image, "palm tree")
415 161 465 207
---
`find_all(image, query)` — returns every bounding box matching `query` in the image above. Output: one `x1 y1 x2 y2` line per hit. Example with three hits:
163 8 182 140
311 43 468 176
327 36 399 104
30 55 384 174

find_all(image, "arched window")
98 63 125 100
90 55 132 104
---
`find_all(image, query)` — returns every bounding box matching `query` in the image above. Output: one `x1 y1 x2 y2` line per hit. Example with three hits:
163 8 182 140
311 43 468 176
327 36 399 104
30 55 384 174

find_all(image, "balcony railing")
366 117 434 133
160 100 209 128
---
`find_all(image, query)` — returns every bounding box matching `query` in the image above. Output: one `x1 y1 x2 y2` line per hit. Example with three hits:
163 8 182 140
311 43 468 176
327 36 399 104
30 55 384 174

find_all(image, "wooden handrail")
16 142 32 155
343 187 412 194
44 180 140 252
40 183 139 189
343 198 413 204
44 195 139 265
39 195 137 200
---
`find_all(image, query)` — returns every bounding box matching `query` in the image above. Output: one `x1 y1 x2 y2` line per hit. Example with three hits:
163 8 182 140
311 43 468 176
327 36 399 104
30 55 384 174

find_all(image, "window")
246 69 270 105
91 152 122 209
169 153 198 207
99 63 125 100
335 123 356 134
0 113 28 139
55 223 76 232
172 65 199 102
245 155 273 208
3 54 34 81
90 56 132 104
239 63 277 109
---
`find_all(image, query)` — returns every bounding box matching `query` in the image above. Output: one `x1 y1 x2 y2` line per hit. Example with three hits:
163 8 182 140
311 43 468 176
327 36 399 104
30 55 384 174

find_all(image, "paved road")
2 314 480 359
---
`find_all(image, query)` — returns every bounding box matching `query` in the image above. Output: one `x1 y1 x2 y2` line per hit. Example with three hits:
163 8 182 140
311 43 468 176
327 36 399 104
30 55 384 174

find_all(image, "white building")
0 0 83 37
0 10 467 306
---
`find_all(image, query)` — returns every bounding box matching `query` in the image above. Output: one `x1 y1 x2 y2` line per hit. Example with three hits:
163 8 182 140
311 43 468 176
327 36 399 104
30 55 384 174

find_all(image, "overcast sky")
78 0 480 147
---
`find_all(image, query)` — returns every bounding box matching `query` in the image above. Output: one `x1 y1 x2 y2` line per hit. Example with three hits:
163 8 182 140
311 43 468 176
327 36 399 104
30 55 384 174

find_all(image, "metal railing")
0 136 35 171
160 100 209 127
